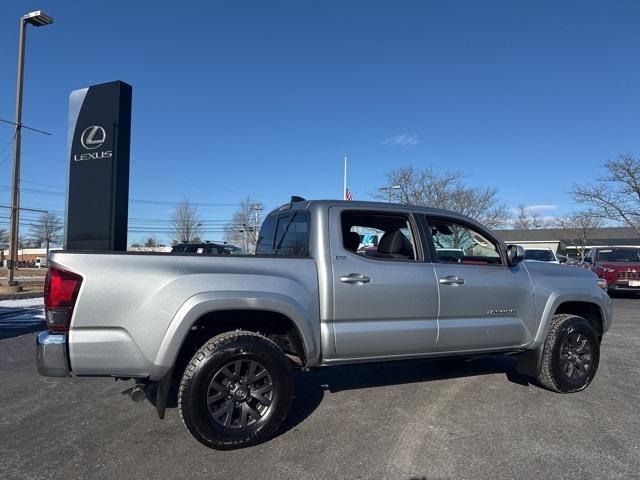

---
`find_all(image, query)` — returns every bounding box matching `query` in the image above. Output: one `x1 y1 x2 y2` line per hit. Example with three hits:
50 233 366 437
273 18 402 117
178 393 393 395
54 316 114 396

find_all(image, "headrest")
345 232 361 252
378 230 405 254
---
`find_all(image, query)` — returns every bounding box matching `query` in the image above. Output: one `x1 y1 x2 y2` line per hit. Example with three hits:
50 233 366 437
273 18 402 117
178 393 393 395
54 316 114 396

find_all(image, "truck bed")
50 251 320 380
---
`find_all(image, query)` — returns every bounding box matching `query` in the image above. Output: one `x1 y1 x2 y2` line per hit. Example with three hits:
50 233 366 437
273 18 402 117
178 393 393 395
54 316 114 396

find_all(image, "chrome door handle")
439 275 465 286
340 273 372 284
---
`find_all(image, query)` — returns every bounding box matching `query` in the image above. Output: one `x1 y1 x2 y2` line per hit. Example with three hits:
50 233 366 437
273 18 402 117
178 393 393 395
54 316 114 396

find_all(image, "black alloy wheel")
537 314 600 393
207 358 274 429
178 330 293 449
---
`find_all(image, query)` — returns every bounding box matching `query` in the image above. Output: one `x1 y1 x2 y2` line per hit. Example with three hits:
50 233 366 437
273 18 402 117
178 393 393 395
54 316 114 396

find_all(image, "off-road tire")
178 330 293 449
537 314 600 393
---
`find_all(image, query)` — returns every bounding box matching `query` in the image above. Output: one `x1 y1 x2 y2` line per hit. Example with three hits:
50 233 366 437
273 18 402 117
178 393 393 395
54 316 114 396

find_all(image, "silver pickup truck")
38 198 612 449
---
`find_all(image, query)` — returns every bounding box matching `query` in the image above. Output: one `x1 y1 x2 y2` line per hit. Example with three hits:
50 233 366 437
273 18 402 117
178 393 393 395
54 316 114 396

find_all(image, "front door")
328 207 439 359
424 216 535 352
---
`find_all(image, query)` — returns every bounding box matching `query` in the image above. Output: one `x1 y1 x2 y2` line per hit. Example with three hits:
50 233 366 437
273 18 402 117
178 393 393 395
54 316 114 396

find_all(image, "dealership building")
494 226 640 257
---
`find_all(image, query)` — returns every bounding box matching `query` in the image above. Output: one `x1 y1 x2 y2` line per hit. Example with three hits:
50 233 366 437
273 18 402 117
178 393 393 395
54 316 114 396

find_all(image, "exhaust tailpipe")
130 384 148 402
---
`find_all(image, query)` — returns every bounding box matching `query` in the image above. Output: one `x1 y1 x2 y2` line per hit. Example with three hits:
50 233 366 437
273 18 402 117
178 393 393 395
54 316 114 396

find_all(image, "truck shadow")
608 291 640 299
278 354 531 437
155 354 530 439
0 307 45 340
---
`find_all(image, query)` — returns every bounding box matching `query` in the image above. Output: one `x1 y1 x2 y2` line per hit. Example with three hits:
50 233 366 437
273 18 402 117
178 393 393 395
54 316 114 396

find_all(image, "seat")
376 230 413 259
344 231 361 252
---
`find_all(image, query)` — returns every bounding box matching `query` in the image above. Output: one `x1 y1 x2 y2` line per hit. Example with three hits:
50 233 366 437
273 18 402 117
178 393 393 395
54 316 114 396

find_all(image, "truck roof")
269 198 488 230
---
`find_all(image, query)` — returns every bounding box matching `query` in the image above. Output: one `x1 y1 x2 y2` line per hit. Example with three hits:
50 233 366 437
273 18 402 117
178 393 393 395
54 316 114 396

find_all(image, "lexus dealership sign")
65 81 132 251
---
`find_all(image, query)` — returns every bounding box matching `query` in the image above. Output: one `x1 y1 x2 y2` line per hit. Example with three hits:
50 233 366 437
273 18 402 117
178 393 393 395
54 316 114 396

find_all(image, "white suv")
522 247 560 263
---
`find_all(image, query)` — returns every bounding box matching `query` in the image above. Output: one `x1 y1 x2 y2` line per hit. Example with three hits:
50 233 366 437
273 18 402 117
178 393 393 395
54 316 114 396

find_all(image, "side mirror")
507 245 525 267
583 257 592 264
558 256 567 264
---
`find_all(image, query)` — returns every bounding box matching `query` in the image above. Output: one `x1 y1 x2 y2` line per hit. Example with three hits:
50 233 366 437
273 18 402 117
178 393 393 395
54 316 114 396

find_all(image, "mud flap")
154 366 174 420
516 346 543 377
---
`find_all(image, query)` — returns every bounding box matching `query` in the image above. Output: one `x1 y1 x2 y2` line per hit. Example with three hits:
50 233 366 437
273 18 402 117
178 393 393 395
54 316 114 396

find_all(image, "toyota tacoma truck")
37 198 612 449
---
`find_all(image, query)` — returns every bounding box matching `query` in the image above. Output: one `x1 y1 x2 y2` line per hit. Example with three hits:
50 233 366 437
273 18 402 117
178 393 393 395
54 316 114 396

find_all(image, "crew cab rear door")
423 215 535 352
327 207 439 359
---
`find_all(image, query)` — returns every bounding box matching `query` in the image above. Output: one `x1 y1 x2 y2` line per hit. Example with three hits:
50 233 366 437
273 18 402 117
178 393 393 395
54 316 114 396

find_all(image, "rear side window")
256 212 310 257
340 210 418 261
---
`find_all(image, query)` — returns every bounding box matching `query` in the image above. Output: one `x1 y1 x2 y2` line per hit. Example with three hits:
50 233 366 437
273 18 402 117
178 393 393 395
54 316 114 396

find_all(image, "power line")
0 183 246 208
0 130 18 169
21 179 64 189
0 118 51 136
131 172 284 200
20 151 65 162
0 204 48 213
129 198 237 207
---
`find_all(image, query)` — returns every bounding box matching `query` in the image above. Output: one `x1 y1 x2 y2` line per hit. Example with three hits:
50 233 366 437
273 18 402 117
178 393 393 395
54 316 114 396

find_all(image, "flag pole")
343 154 347 200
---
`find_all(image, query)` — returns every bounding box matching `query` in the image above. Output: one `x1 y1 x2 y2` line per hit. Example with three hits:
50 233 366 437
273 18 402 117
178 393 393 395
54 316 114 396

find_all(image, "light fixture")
22 10 54 27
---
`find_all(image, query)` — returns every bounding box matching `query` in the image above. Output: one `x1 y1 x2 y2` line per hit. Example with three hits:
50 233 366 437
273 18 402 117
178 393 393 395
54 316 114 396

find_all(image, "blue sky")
1 1 639 244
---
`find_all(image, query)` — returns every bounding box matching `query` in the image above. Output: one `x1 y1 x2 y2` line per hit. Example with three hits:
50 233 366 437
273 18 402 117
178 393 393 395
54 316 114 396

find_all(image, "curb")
0 292 44 301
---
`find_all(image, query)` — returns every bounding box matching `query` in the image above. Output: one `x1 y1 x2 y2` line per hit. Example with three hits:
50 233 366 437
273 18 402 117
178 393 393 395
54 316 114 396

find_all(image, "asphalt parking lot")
1 297 639 480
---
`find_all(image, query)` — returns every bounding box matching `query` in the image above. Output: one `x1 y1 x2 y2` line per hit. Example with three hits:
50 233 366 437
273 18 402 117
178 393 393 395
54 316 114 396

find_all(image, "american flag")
345 189 353 201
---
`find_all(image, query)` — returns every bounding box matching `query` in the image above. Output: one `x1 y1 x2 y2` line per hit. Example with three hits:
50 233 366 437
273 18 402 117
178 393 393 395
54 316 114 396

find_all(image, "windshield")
223 246 246 255
524 249 555 262
597 248 640 262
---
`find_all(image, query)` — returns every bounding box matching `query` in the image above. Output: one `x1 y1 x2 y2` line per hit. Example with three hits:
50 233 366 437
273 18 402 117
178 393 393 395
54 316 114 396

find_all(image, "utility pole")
249 202 263 250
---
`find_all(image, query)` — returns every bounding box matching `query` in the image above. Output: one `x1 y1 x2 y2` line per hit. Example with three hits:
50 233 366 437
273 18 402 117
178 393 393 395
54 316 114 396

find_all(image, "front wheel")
178 330 293 449
536 314 600 393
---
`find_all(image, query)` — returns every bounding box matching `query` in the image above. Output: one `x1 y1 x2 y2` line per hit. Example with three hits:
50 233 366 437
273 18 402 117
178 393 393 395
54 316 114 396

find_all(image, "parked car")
583 246 640 295
171 241 246 255
38 198 612 449
522 247 560 264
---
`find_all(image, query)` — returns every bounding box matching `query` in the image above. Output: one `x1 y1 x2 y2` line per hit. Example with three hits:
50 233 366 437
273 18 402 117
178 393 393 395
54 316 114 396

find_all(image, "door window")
341 211 418 261
427 218 502 265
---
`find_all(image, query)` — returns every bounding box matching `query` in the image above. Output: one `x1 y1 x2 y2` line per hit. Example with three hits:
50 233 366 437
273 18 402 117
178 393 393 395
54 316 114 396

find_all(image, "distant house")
493 227 640 257
1 247 63 267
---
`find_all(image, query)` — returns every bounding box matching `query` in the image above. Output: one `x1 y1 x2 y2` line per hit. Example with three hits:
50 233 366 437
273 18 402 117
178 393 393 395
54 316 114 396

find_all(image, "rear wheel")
537 314 600 393
178 330 293 449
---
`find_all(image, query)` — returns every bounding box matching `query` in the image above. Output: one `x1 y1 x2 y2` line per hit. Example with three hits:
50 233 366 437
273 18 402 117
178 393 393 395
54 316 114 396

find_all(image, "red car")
584 246 640 295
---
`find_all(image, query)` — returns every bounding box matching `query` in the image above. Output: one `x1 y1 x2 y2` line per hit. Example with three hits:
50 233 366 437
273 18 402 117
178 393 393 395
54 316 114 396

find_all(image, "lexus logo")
80 125 106 150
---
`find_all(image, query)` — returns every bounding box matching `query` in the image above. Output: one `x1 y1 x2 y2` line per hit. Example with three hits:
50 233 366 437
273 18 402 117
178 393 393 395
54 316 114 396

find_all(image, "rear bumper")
36 332 70 377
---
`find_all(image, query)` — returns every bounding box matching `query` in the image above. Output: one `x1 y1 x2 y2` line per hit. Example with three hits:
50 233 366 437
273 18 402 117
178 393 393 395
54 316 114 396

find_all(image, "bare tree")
554 210 604 260
30 212 63 259
513 204 548 229
513 205 532 229
132 235 165 251
224 198 263 253
144 235 162 251
171 199 203 244
374 166 511 228
572 153 640 237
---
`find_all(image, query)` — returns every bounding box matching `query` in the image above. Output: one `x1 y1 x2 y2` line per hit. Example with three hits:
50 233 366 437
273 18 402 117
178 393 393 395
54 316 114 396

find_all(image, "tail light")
44 267 83 332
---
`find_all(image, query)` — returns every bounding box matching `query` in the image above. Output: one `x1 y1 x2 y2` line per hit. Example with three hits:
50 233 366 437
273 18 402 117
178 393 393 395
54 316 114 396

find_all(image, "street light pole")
379 185 402 203
6 11 53 287
7 19 27 286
